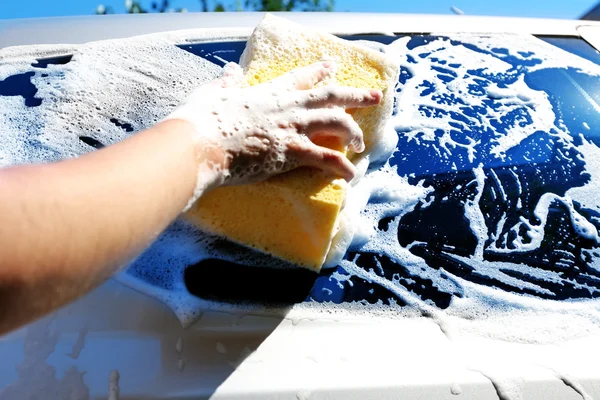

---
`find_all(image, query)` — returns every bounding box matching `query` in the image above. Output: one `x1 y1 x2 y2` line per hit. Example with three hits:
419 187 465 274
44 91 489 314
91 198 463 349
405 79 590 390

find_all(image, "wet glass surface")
5 34 600 309
176 35 600 307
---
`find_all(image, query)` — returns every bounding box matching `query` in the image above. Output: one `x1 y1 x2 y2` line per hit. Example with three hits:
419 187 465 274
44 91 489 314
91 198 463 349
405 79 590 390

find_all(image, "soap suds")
473 367 524 400
296 389 312 400
0 30 239 167
463 164 487 259
555 373 594 400
66 326 88 360
108 370 120 400
216 342 227 354
450 382 462 395
0 317 90 400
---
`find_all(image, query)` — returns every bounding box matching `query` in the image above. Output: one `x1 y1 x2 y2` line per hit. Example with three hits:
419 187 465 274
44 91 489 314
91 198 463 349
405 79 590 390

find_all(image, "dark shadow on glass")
178 35 402 67
185 259 318 305
31 55 73 69
109 118 134 132
344 34 400 45
178 41 247 67
79 136 105 149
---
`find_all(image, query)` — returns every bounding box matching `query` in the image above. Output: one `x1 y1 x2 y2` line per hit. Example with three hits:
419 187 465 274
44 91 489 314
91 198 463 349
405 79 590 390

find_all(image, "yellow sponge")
185 15 398 270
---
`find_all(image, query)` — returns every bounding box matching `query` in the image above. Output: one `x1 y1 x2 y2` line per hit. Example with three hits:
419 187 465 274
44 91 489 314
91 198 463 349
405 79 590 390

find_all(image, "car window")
3 33 600 322
539 36 600 65
157 35 600 310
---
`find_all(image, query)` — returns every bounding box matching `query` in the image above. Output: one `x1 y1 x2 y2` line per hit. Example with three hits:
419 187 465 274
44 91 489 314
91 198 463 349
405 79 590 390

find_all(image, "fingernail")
322 61 331 68
370 89 382 98
345 169 356 182
353 141 366 154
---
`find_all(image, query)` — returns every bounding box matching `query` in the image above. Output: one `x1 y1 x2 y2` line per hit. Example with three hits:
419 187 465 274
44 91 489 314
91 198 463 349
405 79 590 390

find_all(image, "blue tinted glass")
176 35 600 307
177 41 246 67
540 36 600 65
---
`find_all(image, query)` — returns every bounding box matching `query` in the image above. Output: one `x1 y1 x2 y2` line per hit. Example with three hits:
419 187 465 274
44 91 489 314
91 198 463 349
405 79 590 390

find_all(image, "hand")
165 61 382 189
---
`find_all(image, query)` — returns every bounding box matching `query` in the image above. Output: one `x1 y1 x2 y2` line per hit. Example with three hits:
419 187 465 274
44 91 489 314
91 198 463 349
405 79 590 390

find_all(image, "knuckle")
362 89 375 102
325 86 341 100
339 112 357 128
312 62 325 72
323 151 345 166
321 111 343 126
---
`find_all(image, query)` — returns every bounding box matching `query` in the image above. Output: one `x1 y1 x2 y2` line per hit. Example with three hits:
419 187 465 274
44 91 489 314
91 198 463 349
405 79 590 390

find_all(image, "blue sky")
1 0 598 20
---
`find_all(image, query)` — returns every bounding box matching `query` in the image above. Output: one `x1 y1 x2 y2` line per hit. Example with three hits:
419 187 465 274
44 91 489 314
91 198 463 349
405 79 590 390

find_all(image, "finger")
301 86 382 109
299 109 365 153
271 61 336 91
222 62 243 78
287 139 356 182
210 63 243 88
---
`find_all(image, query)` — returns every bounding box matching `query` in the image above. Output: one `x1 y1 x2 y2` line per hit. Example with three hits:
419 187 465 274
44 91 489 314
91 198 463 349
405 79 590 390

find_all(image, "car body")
2 12 600 400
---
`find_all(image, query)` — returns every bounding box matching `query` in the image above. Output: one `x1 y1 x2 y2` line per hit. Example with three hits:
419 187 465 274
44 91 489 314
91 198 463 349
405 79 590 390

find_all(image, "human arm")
0 62 381 334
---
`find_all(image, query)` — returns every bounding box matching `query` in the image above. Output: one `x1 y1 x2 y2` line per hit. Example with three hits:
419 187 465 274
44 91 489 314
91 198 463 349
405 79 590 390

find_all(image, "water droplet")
216 342 227 354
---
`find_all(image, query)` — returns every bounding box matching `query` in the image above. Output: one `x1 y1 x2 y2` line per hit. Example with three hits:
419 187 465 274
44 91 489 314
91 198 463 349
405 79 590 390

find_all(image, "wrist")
156 118 226 208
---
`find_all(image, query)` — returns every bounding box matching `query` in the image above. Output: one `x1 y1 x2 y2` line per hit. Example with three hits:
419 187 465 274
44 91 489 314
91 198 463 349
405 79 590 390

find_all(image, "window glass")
3 33 600 313
176 34 600 307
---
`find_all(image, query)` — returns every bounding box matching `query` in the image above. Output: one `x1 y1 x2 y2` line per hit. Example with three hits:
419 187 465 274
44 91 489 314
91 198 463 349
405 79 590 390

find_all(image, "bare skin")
0 62 382 335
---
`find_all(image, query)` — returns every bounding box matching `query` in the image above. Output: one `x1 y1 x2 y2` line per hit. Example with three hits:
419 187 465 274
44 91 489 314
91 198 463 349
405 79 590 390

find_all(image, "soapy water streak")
3 32 600 330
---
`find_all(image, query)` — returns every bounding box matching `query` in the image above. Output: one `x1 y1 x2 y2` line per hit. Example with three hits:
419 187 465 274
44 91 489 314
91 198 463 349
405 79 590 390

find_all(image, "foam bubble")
108 370 120 400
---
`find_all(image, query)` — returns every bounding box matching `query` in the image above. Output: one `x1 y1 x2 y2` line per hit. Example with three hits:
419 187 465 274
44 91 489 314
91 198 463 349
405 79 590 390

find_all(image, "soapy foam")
3 29 600 350
445 33 600 75
0 28 259 168
108 370 120 400
551 370 594 400
472 367 524 400
388 37 569 163
0 32 223 167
